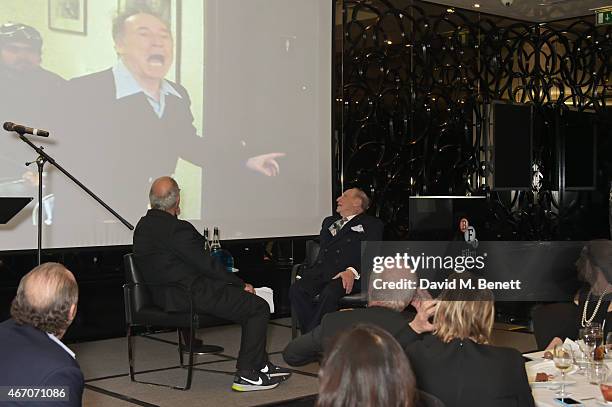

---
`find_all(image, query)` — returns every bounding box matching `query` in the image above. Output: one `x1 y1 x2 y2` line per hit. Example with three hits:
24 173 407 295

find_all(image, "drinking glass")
589 324 605 361
593 323 604 346
606 332 612 356
600 381 612 403
553 344 574 397
576 328 591 373
587 362 609 385
583 328 599 362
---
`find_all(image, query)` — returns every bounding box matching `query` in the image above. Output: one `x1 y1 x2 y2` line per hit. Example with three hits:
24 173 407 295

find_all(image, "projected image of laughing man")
64 6 288 225
65 7 206 224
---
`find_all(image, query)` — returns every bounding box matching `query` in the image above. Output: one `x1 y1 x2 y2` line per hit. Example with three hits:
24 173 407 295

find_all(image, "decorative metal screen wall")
335 0 612 240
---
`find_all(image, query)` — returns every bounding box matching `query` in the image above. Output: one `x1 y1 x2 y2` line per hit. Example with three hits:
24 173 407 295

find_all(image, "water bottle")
210 227 235 272
203 227 211 252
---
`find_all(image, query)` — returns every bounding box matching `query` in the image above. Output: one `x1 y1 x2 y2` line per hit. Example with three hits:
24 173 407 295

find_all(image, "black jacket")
283 306 418 366
406 335 535 407
304 213 384 283
0 319 84 407
133 209 244 311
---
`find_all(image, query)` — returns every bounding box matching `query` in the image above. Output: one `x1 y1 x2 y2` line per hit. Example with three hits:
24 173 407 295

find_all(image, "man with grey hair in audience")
0 262 83 406
283 266 436 366
133 176 291 391
290 187 384 333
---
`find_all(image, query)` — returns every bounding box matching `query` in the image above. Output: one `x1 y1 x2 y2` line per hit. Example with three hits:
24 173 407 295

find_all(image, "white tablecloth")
527 359 612 406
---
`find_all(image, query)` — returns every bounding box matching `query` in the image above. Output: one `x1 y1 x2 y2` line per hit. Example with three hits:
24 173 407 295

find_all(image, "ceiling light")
473 3 481 8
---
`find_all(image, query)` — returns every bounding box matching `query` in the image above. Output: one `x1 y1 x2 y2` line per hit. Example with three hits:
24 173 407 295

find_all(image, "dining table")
525 350 612 406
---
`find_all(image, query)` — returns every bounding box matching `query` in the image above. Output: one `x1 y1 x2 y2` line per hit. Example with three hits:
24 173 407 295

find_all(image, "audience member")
317 324 443 407
283 266 435 366
569 239 612 334
406 274 535 407
317 324 416 407
0 263 83 406
542 239 612 349
133 176 291 391
290 187 384 333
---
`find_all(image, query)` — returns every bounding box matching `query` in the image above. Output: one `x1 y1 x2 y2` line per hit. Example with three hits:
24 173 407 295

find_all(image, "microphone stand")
18 133 133 265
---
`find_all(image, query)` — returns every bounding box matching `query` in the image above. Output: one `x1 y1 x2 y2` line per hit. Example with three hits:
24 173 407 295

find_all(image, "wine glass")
606 332 612 356
583 328 598 362
553 344 574 397
576 328 591 373
586 324 606 362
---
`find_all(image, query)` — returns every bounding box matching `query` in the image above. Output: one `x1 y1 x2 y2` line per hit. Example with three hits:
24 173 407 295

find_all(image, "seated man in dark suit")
289 187 384 333
133 176 290 392
283 267 436 366
0 262 83 406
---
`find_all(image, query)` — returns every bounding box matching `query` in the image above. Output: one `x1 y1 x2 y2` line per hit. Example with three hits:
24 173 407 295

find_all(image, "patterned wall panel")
335 0 612 240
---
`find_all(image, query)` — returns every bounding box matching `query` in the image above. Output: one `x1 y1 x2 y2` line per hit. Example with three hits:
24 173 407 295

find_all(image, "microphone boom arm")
16 134 134 264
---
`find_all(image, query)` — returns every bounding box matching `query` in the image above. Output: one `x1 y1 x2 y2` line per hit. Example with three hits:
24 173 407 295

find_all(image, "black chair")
290 241 367 338
123 253 225 390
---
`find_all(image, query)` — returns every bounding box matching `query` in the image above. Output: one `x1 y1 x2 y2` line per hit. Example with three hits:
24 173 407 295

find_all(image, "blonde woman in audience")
406 274 535 407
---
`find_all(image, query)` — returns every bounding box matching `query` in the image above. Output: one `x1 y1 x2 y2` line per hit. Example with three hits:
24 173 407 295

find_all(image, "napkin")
563 337 581 354
255 287 274 313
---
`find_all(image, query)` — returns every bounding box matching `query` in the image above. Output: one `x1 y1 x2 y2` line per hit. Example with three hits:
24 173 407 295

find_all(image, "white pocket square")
351 225 365 233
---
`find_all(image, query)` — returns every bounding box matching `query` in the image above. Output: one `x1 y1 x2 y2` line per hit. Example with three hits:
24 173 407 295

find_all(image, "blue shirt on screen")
112 59 182 118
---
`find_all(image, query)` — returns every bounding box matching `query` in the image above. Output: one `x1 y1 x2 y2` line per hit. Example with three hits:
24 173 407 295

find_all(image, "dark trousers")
192 282 269 372
289 275 347 333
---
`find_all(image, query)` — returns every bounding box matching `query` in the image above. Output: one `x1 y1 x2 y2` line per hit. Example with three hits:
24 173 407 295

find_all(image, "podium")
0 197 33 224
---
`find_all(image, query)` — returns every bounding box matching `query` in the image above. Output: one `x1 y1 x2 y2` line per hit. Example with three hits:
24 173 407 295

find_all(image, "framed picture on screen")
48 0 87 35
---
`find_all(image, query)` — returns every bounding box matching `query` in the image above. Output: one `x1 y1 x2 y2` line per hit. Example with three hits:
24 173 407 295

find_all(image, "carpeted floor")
77 318 318 406
73 318 536 406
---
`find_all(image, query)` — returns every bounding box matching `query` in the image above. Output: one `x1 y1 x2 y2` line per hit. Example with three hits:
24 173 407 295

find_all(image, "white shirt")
46 333 75 359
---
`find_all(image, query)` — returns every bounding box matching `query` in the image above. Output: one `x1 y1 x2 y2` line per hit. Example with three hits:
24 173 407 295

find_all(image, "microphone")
3 122 49 137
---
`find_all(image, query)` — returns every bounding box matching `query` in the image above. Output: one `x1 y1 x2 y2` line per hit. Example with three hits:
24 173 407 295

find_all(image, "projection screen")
0 0 332 250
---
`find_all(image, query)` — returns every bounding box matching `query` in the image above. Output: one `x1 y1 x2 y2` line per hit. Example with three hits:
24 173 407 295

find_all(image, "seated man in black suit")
289 187 384 333
0 262 83 406
283 267 436 366
133 176 290 392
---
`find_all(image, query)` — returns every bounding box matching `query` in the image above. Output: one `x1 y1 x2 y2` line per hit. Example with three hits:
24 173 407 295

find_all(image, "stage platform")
74 317 536 406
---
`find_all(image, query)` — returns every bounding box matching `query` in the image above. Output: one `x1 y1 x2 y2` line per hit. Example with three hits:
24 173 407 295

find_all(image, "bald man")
133 177 291 391
0 263 83 406
290 188 384 333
